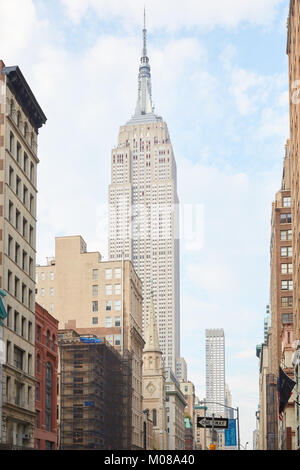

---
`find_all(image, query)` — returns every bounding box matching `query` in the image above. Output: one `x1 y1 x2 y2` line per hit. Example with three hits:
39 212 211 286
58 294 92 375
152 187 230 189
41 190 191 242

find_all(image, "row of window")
91 300 122 313
7 270 34 310
8 199 35 246
39 287 54 297
6 375 32 410
6 307 33 341
92 316 121 327
9 165 35 213
38 271 54 281
92 284 121 296
36 325 56 351
92 268 121 281
8 234 34 279
9 98 37 153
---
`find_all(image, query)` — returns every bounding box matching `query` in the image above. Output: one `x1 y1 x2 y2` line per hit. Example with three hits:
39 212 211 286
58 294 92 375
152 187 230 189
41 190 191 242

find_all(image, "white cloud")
61 0 285 31
0 0 47 63
186 262 235 295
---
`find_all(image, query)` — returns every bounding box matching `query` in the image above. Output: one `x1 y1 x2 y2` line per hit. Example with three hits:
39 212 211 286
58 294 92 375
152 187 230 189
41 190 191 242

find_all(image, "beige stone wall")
0 65 39 448
36 235 144 449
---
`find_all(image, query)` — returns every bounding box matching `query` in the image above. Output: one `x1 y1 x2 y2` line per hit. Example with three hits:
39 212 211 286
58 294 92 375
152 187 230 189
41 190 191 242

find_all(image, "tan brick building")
0 61 46 448
286 1 300 449
36 235 144 449
269 146 293 380
268 145 295 449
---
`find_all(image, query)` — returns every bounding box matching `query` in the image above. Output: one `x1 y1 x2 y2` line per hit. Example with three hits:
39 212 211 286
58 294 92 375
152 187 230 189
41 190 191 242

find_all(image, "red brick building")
34 303 58 450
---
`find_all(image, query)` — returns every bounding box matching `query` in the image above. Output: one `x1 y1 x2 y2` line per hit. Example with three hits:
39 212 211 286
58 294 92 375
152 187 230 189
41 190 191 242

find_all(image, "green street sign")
0 289 7 326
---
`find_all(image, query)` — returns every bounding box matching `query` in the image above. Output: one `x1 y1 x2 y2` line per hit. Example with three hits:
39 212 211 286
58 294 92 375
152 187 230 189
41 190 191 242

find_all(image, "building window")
105 317 112 328
46 330 50 348
15 381 23 407
115 268 121 279
281 247 292 257
50 272 54 281
282 313 293 324
281 297 293 308
92 269 99 280
115 300 121 311
9 132 14 154
92 285 98 296
92 317 98 325
114 335 121 346
92 301 98 312
282 280 293 291
36 411 40 428
37 325 41 342
37 354 40 373
14 310 19 332
106 301 112 311
105 284 112 296
105 269 112 280
152 409 157 427
280 213 292 224
50 287 54 296
36 382 40 401
52 335 55 351
115 316 121 327
13 346 24 370
283 197 291 208
115 284 121 295
281 263 293 275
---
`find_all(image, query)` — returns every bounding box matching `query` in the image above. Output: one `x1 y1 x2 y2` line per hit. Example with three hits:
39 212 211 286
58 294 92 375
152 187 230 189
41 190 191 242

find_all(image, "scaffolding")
121 350 132 450
59 335 130 450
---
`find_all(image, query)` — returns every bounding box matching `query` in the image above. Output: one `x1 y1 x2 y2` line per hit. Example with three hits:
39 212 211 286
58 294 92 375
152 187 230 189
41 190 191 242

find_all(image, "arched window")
46 330 50 348
24 122 28 139
152 409 157 427
17 111 21 128
52 335 55 352
45 362 52 432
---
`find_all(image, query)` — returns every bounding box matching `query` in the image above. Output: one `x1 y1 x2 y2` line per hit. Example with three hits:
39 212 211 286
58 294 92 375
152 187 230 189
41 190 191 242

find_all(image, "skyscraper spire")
133 8 154 118
143 7 147 57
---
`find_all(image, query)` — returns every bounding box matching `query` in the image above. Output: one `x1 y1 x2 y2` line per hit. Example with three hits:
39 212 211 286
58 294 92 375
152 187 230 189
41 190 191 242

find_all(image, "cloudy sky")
0 0 291 448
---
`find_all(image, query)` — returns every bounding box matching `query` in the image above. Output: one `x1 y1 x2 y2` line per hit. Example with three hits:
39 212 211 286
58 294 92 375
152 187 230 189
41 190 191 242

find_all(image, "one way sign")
197 417 229 429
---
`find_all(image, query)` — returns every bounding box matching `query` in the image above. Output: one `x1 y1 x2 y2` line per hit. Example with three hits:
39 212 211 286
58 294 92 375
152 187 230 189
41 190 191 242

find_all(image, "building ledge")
2 66 47 132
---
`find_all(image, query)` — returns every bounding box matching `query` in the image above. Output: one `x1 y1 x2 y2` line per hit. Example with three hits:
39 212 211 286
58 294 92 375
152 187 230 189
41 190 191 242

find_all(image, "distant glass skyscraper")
205 329 225 417
108 13 180 371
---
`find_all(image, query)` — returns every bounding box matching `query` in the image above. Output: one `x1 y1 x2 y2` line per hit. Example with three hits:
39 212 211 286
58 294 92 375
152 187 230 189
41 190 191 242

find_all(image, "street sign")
225 419 237 447
197 417 229 429
0 289 7 327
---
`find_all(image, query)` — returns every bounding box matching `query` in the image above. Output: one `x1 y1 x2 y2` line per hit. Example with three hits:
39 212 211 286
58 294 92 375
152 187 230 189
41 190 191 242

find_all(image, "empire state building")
108 15 180 371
